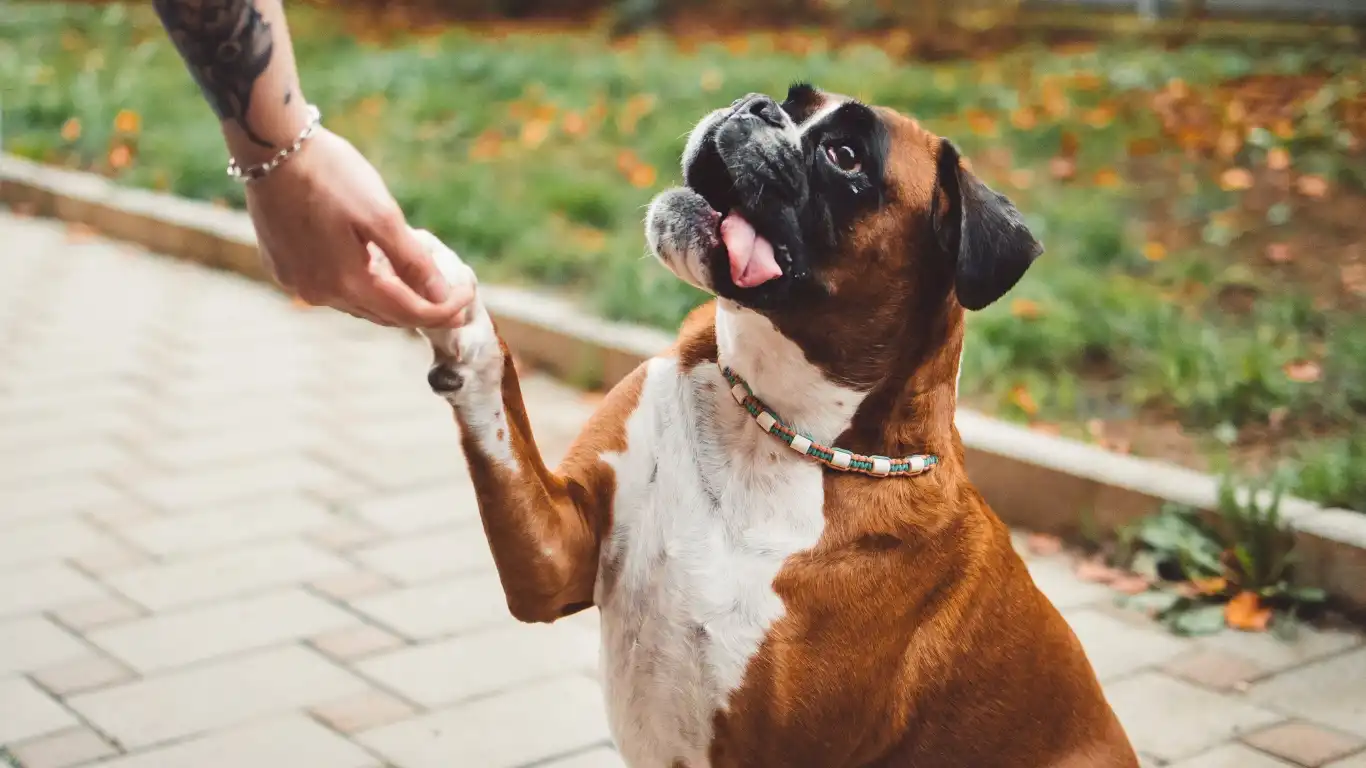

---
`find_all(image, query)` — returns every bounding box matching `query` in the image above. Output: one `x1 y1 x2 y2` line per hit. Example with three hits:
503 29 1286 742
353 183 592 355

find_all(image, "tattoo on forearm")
153 0 276 147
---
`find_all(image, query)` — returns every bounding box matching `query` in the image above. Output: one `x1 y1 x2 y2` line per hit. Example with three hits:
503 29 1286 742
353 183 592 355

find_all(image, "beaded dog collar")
720 365 939 478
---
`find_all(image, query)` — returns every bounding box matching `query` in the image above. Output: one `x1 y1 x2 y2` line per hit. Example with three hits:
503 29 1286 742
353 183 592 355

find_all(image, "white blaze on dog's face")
646 84 1044 390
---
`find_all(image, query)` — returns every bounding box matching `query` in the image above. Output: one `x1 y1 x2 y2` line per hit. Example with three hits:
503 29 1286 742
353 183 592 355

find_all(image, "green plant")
1118 472 1326 636
1293 434 1366 513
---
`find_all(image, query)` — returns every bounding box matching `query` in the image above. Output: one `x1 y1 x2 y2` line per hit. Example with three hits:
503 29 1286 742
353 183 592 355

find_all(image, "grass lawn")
2 2 1364 512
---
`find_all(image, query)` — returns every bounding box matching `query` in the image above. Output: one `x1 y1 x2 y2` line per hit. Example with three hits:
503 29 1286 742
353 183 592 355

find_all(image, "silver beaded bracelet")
226 104 323 183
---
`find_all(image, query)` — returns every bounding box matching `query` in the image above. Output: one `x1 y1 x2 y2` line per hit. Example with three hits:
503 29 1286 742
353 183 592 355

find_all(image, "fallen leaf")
1143 242 1168 262
1191 575 1228 595
1009 385 1039 416
108 144 131 170
1216 130 1242 160
1026 533 1063 556
1283 360 1322 383
1225 591 1272 632
629 163 657 189
1110 575 1152 595
1127 137 1161 157
1048 157 1076 180
1084 106 1115 129
1075 560 1123 584
1266 147 1290 170
1094 168 1122 188
1296 175 1329 198
114 109 141 134
1010 298 1042 319
1220 168 1254 191
61 118 81 142
1266 243 1293 264
520 119 550 148
65 222 96 243
561 111 587 138
1010 108 1038 131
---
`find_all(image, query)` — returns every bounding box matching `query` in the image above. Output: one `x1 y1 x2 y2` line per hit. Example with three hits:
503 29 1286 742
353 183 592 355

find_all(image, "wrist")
222 96 314 165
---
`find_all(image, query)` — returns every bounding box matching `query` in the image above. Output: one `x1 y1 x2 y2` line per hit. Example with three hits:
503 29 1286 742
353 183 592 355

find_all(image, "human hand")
242 127 472 328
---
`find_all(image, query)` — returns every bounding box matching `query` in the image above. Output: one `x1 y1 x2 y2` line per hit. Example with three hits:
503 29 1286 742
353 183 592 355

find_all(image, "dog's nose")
733 94 787 129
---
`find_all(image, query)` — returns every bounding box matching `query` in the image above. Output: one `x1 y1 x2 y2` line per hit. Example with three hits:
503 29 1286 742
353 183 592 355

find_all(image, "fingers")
343 268 474 330
357 214 473 328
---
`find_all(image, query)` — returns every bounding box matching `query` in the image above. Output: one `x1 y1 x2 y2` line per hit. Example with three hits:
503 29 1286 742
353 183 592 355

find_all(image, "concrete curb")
4 153 1363 611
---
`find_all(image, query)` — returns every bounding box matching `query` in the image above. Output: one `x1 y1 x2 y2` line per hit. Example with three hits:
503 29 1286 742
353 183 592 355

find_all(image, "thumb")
365 213 451 305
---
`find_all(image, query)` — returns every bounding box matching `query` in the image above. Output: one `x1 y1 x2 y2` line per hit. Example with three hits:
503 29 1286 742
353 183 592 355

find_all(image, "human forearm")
153 0 309 163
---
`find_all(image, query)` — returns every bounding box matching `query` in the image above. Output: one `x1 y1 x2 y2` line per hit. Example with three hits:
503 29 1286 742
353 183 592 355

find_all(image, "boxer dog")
418 84 1139 767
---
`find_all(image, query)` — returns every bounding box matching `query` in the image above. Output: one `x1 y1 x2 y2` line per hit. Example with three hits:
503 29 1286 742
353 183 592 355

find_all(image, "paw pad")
427 364 464 395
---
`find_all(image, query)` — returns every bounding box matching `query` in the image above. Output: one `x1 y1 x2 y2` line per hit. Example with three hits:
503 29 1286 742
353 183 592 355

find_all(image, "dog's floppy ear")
932 139 1043 311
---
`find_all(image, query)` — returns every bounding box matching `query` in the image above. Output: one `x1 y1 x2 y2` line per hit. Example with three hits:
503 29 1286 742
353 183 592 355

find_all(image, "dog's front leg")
414 232 610 624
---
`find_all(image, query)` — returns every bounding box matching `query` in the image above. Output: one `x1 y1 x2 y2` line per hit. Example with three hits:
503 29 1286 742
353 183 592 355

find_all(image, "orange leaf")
1225 591 1272 632
1143 242 1168 262
1010 108 1038 131
114 109 141 134
1191 576 1228 595
61 118 81 142
1009 385 1039 416
1110 575 1151 595
1126 137 1161 157
108 144 132 170
1026 533 1063 556
1266 147 1290 171
1219 168 1254 191
1048 157 1076 181
561 111 587 138
1010 298 1042 319
1283 360 1322 383
1093 168 1122 188
629 164 657 189
520 119 550 149
1296 175 1329 198
1083 106 1115 129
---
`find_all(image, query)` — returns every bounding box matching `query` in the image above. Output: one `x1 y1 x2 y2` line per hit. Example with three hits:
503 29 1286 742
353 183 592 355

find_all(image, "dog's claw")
427 364 464 395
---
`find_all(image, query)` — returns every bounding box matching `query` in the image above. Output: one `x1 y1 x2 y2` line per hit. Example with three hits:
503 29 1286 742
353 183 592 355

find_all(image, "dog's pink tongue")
721 212 782 288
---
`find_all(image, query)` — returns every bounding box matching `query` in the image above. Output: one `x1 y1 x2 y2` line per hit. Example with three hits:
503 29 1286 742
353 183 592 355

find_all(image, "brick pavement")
0 208 1363 767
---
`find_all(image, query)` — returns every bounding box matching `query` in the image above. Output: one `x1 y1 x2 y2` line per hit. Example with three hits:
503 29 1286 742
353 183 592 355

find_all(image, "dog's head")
646 84 1042 386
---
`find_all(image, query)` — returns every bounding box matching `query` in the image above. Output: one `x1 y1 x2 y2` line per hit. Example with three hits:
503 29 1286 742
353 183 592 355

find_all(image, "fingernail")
423 275 449 303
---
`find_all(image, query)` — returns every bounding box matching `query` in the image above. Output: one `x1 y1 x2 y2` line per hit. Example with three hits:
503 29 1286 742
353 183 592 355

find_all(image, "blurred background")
2 0 1363 513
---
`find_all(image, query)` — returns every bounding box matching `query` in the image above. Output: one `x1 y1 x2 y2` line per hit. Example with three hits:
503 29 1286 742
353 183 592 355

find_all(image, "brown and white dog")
417 84 1139 767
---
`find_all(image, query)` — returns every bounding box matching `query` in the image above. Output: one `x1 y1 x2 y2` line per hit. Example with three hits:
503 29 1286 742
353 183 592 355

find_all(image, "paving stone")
348 483 480 535
1199 625 1362 678
0 677 79 744
1026 557 1114 610
0 480 131 525
1242 721 1366 767
32 655 135 695
1064 608 1190 682
349 572 513 640
0 441 131 487
0 617 87 675
0 412 143 454
306 518 384 552
70 540 153 575
81 501 159 527
0 518 114 568
309 570 395 601
66 645 368 749
1108 672 1283 762
125 457 343 511
308 689 418 734
1249 649 1366 739
1327 754 1366 768
102 541 352 610
1164 649 1265 693
0 564 105 618
88 589 355 672
5 726 117 768
544 747 628 768
353 525 496 584
139 426 328 471
309 624 406 662
318 447 470 492
120 495 334 555
94 715 379 768
1169 744 1297 767
357 676 611 768
357 622 598 707
49 595 145 631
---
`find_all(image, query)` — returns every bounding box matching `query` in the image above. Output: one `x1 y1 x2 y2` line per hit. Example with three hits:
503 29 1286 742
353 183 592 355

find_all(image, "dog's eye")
825 143 861 173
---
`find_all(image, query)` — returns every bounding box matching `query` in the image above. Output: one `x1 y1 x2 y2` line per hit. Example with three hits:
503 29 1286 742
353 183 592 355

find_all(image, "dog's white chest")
594 357 829 767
